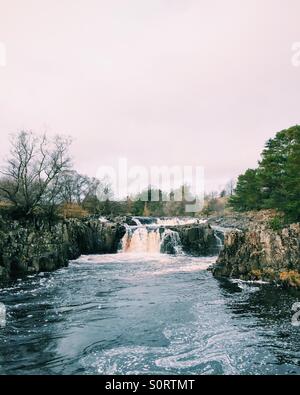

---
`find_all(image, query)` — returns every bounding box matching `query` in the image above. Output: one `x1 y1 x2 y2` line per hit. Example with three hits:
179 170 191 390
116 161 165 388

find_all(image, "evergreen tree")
229 169 261 211
229 125 300 221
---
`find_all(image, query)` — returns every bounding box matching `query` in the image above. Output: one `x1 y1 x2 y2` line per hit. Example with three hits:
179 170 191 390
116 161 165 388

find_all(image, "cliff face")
65 219 126 259
212 223 300 286
169 224 220 256
0 218 125 281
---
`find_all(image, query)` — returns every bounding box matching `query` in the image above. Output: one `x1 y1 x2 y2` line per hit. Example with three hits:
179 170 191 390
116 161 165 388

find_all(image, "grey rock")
0 217 126 282
212 223 300 284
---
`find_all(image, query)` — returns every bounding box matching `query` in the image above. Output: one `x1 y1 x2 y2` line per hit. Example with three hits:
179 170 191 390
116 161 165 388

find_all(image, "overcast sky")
0 0 300 192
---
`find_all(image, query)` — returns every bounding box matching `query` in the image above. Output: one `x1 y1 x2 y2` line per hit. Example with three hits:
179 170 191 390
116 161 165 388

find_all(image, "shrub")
279 271 300 288
268 216 285 231
59 203 89 219
250 268 276 281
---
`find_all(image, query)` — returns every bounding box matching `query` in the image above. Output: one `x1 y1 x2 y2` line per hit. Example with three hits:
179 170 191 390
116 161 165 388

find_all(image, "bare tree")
95 175 114 202
58 171 91 204
225 179 236 196
57 171 112 206
0 131 72 217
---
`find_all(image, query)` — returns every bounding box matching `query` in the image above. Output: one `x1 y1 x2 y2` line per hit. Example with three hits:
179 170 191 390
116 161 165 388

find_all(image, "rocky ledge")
208 210 279 231
0 217 125 281
168 224 221 256
212 221 300 287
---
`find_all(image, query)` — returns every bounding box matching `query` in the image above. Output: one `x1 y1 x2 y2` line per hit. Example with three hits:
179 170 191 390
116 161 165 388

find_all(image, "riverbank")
211 210 300 288
1 211 299 289
0 217 125 281
0 215 220 282
208 209 277 230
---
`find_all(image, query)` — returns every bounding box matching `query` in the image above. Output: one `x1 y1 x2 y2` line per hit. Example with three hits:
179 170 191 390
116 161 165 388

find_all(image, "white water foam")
120 217 206 254
121 226 162 253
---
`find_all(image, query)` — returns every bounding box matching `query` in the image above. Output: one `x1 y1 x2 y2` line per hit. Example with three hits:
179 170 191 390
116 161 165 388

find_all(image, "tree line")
6 128 291 222
0 131 207 221
229 125 300 222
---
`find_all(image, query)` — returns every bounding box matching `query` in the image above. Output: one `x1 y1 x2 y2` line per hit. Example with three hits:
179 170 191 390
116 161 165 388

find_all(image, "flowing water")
0 219 300 375
121 218 184 255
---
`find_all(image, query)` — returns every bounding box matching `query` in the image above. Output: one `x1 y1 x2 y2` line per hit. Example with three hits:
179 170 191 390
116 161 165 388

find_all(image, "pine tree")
229 125 300 222
229 169 261 211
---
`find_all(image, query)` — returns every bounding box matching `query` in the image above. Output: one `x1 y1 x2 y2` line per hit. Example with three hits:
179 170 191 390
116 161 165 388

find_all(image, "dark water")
1 253 300 375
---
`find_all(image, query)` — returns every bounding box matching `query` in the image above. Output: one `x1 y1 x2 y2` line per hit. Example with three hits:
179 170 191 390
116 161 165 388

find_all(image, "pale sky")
0 0 300 192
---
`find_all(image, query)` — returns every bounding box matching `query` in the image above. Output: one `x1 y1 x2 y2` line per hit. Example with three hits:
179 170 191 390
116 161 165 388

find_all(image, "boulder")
169 223 220 256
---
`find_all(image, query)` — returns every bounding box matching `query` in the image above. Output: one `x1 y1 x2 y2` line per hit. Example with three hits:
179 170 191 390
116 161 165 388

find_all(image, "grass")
59 203 89 219
279 271 300 288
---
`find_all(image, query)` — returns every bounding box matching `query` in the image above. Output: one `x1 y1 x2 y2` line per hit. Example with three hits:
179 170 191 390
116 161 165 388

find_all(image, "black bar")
0 375 297 392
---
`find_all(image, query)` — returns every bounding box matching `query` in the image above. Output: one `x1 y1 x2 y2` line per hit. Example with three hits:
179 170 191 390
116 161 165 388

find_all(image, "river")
0 218 300 375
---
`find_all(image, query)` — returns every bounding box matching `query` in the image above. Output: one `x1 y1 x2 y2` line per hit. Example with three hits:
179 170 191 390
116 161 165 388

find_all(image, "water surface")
0 253 300 375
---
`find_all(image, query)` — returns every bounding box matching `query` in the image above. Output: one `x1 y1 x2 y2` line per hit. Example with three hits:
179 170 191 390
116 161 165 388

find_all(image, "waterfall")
120 218 185 254
214 233 223 253
120 217 222 256
211 226 225 254
160 229 183 255
121 226 162 253
132 218 142 226
156 217 205 226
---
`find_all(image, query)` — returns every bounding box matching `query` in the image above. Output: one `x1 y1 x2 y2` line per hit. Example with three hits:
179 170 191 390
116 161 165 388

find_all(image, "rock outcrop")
169 223 220 256
212 222 300 287
0 217 125 281
65 219 125 259
208 210 279 231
